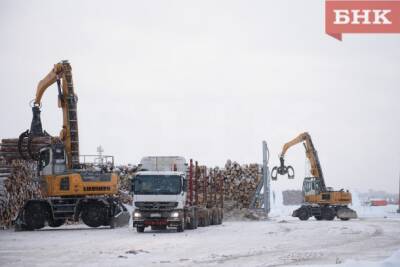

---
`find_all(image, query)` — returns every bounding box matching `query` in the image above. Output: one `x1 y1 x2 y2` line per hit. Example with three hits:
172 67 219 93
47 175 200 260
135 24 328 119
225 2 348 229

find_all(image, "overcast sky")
0 0 399 193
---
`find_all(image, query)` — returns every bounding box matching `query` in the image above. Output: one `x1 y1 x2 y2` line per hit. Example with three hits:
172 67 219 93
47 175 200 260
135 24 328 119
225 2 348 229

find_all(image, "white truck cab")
132 156 189 232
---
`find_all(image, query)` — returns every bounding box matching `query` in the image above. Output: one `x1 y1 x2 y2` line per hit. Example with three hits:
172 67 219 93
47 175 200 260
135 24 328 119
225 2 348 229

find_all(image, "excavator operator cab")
38 143 67 176
302 177 322 196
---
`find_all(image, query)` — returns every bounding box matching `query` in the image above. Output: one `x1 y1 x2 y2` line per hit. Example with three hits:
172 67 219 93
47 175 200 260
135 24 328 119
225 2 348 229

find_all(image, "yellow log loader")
15 60 129 230
271 132 357 221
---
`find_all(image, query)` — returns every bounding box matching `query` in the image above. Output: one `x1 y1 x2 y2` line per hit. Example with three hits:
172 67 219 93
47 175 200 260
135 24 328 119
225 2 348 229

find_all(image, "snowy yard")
1 205 400 267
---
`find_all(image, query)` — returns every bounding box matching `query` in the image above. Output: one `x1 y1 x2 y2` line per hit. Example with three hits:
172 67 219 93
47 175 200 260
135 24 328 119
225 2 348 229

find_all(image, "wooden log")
0 159 42 228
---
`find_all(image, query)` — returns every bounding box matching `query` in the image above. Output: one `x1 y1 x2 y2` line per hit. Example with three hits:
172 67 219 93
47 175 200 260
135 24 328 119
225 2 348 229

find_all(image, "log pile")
192 165 224 207
0 160 42 229
0 136 55 161
115 165 138 205
282 190 303 205
221 160 261 209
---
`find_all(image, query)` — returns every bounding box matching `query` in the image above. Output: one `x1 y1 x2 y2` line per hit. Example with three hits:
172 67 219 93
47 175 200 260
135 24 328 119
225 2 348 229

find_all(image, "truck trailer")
131 156 223 232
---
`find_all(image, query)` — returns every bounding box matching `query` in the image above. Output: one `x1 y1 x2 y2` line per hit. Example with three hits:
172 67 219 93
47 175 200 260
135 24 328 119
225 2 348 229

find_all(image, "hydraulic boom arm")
271 132 326 191
20 61 80 169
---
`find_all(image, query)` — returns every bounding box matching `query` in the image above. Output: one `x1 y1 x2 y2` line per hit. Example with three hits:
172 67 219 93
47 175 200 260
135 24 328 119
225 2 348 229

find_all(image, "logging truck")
131 156 223 232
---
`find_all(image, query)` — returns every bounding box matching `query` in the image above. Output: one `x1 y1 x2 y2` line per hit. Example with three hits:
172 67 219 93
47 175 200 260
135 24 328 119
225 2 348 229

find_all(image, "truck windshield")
134 175 182 195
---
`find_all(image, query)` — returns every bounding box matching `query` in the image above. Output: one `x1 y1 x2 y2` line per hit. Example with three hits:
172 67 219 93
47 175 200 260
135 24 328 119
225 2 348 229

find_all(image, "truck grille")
135 201 178 210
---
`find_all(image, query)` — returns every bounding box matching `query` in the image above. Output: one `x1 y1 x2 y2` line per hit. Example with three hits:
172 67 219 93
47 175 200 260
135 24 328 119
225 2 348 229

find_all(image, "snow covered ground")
1 205 400 267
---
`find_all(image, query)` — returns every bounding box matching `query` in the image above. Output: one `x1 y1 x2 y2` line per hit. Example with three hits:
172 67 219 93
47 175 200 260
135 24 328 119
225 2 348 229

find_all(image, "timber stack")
0 159 42 229
0 136 55 161
116 165 138 205
221 160 261 209
193 164 223 208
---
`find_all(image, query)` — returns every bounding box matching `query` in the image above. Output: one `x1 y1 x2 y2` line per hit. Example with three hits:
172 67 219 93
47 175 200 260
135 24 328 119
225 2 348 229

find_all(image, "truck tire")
193 211 198 229
137 226 145 233
24 202 46 230
205 211 211 226
187 216 197 229
211 209 218 225
217 210 223 224
81 203 106 228
186 210 198 229
177 219 185 232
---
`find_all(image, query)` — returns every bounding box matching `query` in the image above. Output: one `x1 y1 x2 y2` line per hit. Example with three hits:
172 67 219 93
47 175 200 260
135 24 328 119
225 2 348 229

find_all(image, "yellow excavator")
271 132 357 221
15 60 129 230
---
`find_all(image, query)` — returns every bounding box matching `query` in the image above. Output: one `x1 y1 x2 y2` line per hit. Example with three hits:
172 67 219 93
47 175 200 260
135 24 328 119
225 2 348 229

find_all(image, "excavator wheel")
24 202 46 230
321 207 335 221
297 208 310 221
81 202 107 228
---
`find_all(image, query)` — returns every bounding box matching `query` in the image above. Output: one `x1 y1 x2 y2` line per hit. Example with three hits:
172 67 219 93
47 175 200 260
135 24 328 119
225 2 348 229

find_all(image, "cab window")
39 149 50 170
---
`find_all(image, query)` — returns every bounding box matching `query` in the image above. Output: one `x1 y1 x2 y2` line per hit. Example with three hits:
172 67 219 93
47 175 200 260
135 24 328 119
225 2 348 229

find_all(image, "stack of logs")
0 159 42 228
221 160 261 209
0 136 54 161
0 136 52 228
191 164 224 208
115 165 138 205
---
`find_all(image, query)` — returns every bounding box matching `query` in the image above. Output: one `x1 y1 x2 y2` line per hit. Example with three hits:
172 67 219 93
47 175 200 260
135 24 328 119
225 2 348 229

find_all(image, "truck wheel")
211 210 218 225
186 210 197 229
322 207 335 221
204 212 211 226
340 218 350 221
177 219 185 232
81 203 106 228
194 214 198 229
24 202 46 230
217 210 223 224
297 208 310 221
137 226 145 233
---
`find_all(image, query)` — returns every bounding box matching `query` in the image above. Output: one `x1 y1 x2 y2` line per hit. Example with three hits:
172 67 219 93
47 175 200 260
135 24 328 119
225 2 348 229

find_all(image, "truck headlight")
134 212 141 218
171 212 179 218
